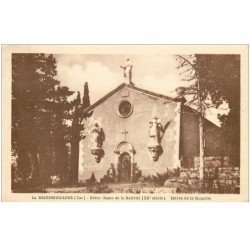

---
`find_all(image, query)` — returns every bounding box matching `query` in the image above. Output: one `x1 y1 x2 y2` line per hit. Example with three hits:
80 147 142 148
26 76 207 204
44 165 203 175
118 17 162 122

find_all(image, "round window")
118 100 133 118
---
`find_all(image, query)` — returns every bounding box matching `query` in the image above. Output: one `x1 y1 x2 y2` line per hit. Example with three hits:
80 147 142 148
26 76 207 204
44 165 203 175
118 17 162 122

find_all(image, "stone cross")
122 129 128 141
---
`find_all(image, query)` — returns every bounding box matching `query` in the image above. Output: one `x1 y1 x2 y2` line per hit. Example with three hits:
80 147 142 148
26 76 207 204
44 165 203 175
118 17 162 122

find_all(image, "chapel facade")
78 82 222 182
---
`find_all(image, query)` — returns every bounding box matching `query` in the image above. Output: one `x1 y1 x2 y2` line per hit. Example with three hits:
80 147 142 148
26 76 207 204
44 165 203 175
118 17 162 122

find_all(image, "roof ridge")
127 84 173 101
83 83 173 113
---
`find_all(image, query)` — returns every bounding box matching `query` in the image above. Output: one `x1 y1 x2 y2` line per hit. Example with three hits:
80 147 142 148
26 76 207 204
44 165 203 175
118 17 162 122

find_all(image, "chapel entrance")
117 152 131 183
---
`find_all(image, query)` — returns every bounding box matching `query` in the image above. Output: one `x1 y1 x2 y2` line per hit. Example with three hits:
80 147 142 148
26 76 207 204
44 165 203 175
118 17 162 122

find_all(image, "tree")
199 55 240 165
176 55 207 179
176 54 240 177
47 85 74 178
12 54 50 186
12 53 74 188
69 82 91 184
192 55 240 165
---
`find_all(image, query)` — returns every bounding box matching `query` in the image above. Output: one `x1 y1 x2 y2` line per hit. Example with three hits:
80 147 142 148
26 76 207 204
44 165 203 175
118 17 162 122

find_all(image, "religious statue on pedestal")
90 123 105 163
147 116 164 161
91 123 105 148
120 58 134 85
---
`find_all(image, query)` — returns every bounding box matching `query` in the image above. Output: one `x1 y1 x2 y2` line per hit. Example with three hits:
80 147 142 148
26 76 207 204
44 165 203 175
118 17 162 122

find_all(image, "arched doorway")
117 152 131 183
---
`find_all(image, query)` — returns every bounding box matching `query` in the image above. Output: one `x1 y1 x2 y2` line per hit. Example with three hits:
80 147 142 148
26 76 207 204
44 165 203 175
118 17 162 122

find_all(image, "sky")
55 54 228 126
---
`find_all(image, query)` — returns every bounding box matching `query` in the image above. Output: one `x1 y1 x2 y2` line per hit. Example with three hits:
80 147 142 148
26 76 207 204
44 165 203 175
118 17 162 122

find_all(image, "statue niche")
147 117 164 161
90 123 105 163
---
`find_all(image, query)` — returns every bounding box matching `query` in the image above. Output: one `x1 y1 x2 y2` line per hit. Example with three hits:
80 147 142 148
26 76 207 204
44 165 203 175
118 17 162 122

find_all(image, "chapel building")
78 82 222 182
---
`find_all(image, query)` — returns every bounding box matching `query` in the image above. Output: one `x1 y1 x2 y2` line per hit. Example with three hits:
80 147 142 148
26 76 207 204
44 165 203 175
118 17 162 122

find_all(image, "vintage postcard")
1 45 248 202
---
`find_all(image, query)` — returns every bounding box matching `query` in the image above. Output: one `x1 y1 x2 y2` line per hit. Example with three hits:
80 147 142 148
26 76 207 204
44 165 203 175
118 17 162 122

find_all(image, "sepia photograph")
2 45 248 201
1 2 250 250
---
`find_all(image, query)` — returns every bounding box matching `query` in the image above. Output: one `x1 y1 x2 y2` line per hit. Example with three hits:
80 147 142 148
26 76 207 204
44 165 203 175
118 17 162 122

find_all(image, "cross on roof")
122 129 128 141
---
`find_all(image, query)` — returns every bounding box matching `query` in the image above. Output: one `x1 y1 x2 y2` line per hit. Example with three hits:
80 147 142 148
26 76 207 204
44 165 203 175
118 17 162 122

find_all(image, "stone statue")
120 58 134 85
147 117 163 161
91 123 105 148
148 118 162 146
90 123 105 163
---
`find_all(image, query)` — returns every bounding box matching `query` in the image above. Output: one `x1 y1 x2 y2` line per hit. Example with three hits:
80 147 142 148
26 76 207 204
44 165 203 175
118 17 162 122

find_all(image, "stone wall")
178 156 240 193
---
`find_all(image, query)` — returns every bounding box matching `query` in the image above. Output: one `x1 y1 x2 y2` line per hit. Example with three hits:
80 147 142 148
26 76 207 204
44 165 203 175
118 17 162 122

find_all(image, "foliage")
143 172 169 186
86 173 97 185
143 168 180 186
131 163 142 183
100 164 116 184
12 53 75 188
177 54 240 164
69 82 91 183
